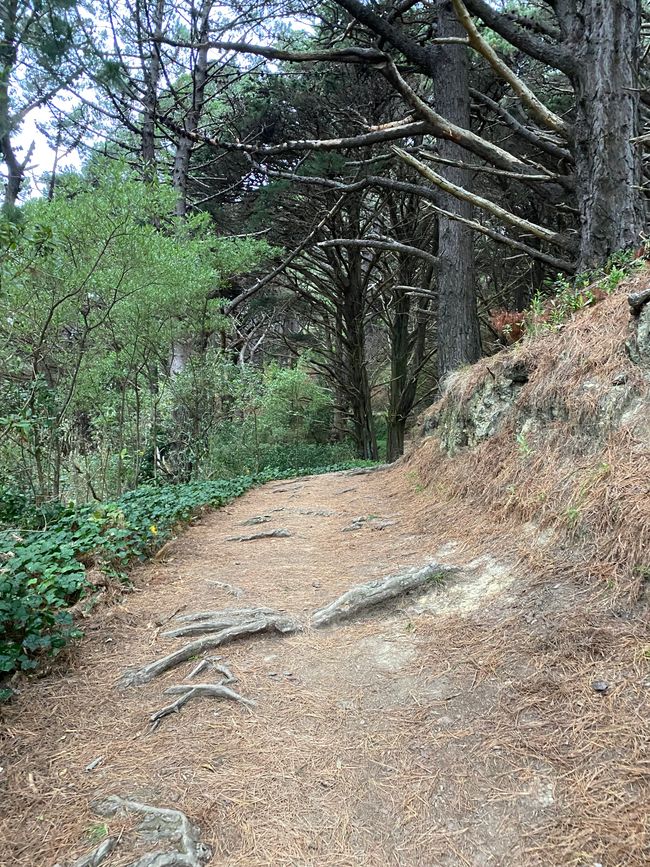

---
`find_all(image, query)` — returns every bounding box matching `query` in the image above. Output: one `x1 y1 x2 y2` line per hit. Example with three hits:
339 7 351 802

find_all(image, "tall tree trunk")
0 0 27 211
139 0 165 178
172 0 213 216
339 209 378 461
387 281 410 463
342 278 378 461
433 0 481 380
569 0 644 268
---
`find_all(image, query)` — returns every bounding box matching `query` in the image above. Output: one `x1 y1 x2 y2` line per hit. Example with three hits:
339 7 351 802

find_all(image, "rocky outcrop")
422 287 650 456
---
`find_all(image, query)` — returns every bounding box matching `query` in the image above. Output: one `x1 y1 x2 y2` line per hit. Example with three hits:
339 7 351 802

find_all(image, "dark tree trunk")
0 0 25 211
387 283 410 463
386 254 431 463
433 0 482 380
568 0 644 269
342 270 378 461
139 0 165 178
172 0 213 216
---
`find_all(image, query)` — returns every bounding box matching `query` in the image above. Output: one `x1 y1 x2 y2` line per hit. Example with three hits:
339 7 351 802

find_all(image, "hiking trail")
1 464 647 866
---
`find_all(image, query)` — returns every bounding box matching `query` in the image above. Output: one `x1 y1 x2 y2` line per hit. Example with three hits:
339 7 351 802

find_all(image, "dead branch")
422 201 576 273
381 59 553 177
157 38 388 66
395 148 575 251
311 562 460 626
452 0 570 137
317 237 438 265
226 193 351 314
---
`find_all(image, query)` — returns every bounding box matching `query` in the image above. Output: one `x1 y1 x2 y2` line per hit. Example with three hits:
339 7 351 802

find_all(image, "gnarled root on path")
311 562 460 627
90 795 212 867
225 528 291 541
119 609 300 687
150 682 255 730
164 606 280 638
64 836 117 867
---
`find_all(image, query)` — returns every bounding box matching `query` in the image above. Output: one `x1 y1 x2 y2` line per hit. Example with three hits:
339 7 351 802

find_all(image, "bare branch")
317 237 438 265
155 37 388 65
423 201 575 272
452 0 570 137
160 117 430 156
470 88 573 165
394 147 575 251
381 60 554 176
462 0 575 74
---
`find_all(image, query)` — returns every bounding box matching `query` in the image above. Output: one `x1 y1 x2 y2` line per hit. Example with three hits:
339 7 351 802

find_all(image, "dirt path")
1 468 647 866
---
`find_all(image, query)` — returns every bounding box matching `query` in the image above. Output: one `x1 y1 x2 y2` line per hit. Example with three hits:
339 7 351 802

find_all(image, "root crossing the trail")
311 561 460 626
120 609 300 687
89 796 211 867
225 528 292 541
150 682 255 730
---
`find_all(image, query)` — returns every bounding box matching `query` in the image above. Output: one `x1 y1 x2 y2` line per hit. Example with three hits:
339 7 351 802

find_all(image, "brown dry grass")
412 269 650 600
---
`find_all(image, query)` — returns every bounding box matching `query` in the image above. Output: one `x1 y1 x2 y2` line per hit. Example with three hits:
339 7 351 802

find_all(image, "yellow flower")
150 525 158 535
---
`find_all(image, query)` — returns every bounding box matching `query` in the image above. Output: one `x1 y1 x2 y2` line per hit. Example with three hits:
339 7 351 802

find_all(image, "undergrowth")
491 247 646 343
0 461 373 691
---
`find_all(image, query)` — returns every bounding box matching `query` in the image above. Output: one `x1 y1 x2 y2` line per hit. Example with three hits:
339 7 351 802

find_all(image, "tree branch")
394 147 575 251
422 201 575 272
317 237 438 265
155 38 388 65
470 88 573 164
160 117 430 156
452 0 570 137
462 0 575 75
381 60 554 177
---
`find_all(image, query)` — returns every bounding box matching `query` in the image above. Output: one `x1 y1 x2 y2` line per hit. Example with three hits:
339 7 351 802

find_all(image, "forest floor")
1 466 648 866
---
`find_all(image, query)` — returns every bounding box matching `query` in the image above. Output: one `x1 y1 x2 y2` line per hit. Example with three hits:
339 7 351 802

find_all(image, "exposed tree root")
164 607 283 637
240 515 272 526
174 606 275 624
225 528 291 541
205 579 245 597
293 508 333 516
184 656 234 681
270 481 305 493
67 836 117 867
343 464 390 476
311 562 461 627
90 796 211 866
120 611 300 687
150 682 255 729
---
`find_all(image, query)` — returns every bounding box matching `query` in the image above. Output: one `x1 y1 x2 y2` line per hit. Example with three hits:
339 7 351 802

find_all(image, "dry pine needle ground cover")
0 466 647 866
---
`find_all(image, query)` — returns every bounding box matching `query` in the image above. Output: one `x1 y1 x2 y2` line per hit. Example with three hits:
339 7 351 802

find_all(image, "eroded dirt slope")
1 467 648 866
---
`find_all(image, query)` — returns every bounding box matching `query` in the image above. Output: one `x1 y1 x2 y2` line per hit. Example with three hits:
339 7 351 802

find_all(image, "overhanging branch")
395 147 575 251
317 237 438 265
452 0 570 137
